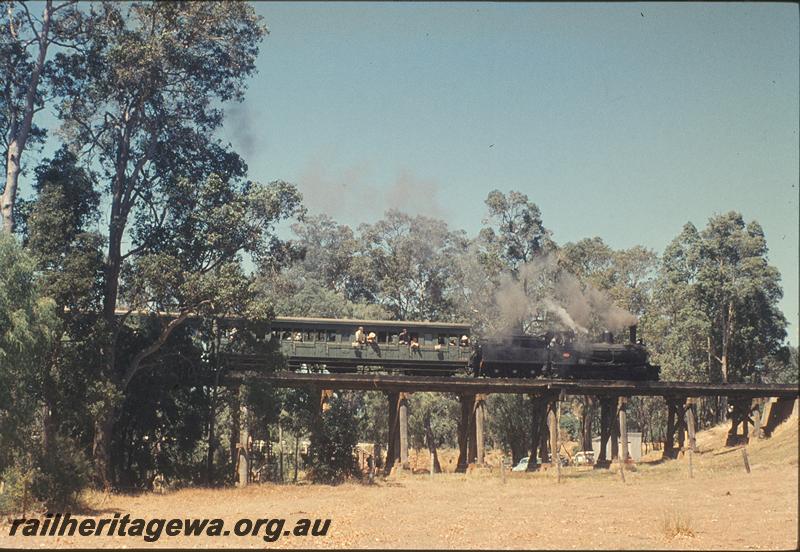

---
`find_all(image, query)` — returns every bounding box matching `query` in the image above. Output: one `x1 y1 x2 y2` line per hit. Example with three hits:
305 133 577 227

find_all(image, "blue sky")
216 2 799 343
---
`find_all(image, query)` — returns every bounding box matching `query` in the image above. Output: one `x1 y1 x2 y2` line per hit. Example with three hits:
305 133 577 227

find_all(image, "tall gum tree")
1 0 88 234
647 213 787 420
46 2 290 487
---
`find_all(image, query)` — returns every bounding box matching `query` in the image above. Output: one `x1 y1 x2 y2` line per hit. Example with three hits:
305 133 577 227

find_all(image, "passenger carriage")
264 317 473 375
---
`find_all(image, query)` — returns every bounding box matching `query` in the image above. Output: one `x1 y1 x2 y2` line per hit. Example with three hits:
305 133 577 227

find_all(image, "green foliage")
486 394 531 463
645 213 787 386
291 214 373 301
0 437 90 513
0 460 36 514
0 235 60 468
478 190 555 275
407 393 459 450
560 238 657 317
358 391 390 447
559 409 580 442
307 393 360 484
359 210 467 321
761 346 798 384
31 436 92 511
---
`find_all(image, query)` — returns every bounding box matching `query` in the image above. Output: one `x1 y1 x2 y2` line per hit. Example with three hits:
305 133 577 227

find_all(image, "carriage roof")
270 316 471 332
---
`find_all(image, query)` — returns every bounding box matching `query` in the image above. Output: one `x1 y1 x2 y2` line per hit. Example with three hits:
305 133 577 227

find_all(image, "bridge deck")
226 371 799 398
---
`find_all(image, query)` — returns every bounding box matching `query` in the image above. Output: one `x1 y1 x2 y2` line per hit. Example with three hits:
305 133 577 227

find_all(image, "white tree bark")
2 1 55 233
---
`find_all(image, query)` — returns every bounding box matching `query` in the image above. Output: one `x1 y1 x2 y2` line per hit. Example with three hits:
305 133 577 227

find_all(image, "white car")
572 451 595 466
511 457 529 472
511 456 543 471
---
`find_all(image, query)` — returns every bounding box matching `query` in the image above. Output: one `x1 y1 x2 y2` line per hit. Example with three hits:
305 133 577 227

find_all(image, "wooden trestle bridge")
225 370 799 484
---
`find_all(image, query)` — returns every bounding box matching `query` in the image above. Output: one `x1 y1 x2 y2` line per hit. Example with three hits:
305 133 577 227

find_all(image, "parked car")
511 457 529 472
512 456 547 471
572 450 595 466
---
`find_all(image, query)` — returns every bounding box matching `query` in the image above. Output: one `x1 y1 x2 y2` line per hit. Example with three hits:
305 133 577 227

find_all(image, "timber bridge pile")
223 369 799 483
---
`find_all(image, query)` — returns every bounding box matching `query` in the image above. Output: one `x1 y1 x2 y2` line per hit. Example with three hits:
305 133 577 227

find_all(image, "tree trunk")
721 300 735 383
581 396 593 451
230 396 240 466
2 141 21 234
92 406 115 490
423 416 442 473
1 1 52 234
294 436 299 483
42 402 55 451
205 389 217 485
206 324 223 485
719 301 735 419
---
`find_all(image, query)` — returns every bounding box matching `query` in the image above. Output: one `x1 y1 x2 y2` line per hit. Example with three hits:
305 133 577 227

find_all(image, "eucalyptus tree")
478 189 555 277
645 213 787 421
0 233 60 471
648 213 786 385
44 2 307 487
291 214 373 302
17 147 103 452
359 209 467 321
1 0 89 233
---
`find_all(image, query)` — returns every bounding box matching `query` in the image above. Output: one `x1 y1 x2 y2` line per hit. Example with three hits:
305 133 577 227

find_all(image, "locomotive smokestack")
629 325 637 344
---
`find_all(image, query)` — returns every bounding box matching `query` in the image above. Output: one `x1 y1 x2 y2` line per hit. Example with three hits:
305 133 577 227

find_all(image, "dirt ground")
2 415 797 550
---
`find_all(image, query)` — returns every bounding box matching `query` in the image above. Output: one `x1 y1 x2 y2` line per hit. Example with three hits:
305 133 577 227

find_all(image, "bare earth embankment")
2 415 797 549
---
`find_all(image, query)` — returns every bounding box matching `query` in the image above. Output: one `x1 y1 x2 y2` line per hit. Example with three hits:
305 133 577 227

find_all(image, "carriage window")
328 331 338 342
304 330 314 342
282 331 292 341
377 331 388 343
424 333 433 345
390 333 398 344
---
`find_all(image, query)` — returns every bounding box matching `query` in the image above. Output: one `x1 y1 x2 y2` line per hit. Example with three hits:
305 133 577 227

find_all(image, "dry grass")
660 509 695 539
2 414 796 549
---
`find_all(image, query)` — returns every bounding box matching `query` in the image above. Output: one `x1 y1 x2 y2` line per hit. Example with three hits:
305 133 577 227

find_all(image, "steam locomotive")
470 325 660 381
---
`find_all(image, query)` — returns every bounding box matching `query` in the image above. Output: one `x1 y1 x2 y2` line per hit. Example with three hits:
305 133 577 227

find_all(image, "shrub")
660 509 695 539
0 460 37 514
307 394 359 484
31 436 91 510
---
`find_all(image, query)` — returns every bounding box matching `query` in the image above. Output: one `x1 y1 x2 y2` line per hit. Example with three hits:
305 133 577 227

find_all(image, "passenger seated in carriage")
355 326 366 343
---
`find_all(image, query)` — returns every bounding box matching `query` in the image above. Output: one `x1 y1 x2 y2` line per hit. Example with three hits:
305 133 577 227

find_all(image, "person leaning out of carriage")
398 328 409 345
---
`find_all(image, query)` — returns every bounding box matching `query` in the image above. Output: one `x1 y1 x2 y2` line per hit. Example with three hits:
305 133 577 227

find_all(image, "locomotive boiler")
471 325 660 381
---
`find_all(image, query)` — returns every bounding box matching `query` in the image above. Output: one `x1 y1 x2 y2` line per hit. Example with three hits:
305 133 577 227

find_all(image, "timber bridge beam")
225 371 799 399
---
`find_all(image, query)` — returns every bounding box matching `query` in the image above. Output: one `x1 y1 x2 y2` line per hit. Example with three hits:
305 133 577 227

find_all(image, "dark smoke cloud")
225 104 257 160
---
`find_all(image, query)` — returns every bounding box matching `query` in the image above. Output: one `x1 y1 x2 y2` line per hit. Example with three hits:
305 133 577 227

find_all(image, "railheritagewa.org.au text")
7 513 331 543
